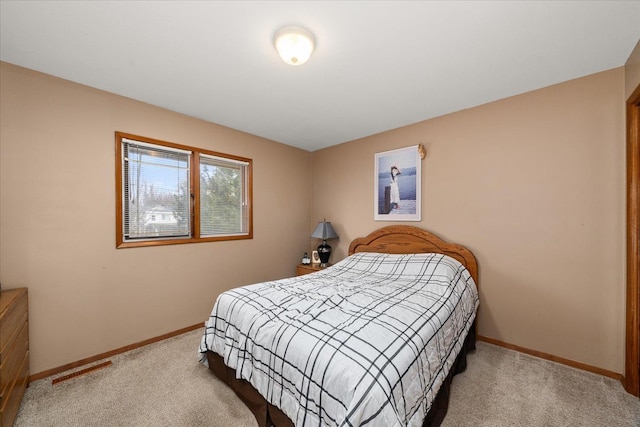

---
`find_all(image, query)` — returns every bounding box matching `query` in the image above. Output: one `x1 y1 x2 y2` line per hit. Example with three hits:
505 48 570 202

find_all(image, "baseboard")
30 323 203 383
477 335 623 382
30 327 624 385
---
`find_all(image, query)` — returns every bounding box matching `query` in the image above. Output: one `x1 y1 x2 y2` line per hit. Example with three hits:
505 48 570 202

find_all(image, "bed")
199 225 479 427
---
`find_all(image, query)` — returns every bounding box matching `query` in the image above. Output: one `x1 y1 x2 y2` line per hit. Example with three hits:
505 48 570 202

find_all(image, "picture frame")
374 145 421 221
311 250 320 264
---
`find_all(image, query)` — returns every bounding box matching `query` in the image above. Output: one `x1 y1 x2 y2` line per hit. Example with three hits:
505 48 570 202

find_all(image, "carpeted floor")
441 341 640 426
14 328 640 426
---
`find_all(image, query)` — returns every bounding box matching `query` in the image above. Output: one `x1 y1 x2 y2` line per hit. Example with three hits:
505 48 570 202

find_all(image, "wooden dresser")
0 288 29 427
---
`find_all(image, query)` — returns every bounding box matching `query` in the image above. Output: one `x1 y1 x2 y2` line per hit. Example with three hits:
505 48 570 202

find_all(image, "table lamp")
310 219 339 267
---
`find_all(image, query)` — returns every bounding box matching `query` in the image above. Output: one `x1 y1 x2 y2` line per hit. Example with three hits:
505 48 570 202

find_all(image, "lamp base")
317 240 332 268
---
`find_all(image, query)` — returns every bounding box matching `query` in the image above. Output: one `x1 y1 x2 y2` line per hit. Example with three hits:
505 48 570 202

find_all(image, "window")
115 132 252 248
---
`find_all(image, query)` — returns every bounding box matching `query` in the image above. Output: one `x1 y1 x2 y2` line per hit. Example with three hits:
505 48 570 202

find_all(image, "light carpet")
14 329 640 426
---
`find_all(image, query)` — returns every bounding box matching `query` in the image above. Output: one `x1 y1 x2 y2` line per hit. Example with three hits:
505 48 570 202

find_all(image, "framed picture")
374 145 421 221
311 250 320 264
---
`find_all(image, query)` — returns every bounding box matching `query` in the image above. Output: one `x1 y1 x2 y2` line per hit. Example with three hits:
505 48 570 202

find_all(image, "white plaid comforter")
199 252 479 427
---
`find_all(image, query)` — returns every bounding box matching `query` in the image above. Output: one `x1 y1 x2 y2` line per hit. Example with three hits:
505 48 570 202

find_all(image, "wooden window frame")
115 132 253 248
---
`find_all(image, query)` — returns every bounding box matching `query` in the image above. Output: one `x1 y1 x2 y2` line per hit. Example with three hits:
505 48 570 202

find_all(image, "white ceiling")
1 1 639 152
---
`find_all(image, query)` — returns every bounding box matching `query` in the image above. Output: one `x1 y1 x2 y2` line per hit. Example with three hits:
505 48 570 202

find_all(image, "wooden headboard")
348 225 478 284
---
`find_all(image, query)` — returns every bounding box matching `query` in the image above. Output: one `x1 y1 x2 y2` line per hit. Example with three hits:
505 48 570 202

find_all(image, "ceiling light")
273 26 315 66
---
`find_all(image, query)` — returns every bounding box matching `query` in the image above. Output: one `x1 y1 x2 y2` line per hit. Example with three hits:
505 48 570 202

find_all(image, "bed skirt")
205 322 476 427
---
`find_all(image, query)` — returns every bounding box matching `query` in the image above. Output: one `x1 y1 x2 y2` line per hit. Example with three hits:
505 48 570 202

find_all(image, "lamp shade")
273 26 315 66
311 220 338 240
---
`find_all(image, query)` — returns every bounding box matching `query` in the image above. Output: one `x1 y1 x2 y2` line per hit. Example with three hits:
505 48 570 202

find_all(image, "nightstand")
296 263 329 276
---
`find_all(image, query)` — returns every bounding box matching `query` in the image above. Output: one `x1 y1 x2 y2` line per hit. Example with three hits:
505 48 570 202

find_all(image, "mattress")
199 252 479 427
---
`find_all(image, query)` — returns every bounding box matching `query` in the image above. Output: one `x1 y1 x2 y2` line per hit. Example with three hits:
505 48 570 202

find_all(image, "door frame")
625 83 640 397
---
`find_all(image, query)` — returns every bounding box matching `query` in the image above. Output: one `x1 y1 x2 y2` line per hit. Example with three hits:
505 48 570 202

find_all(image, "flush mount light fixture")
273 25 315 66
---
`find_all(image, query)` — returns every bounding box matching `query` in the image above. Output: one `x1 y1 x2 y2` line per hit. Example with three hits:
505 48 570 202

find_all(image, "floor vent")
52 361 113 385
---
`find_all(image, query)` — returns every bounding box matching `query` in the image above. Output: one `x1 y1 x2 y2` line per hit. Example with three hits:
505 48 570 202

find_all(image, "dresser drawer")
0 288 29 427
0 351 28 427
0 291 27 356
0 320 28 406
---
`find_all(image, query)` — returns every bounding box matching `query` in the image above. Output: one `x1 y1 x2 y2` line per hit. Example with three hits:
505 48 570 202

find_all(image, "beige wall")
312 68 626 373
0 62 313 374
625 39 640 98
0 59 630 376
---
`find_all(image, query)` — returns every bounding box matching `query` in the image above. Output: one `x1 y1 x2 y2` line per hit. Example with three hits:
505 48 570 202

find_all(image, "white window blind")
199 153 249 236
122 138 191 241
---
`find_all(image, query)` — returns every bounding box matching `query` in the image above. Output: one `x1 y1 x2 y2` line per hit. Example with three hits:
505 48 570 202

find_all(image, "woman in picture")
390 166 401 209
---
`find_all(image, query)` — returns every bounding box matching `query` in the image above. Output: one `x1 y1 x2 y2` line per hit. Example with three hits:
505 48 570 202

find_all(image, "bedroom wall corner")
0 61 313 375
311 68 627 374
625 38 640 99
